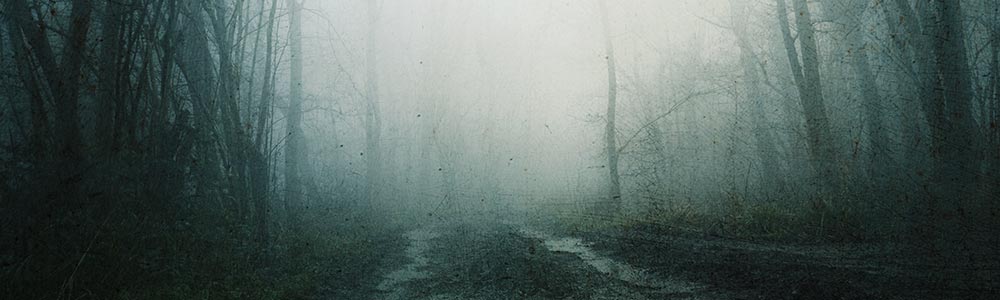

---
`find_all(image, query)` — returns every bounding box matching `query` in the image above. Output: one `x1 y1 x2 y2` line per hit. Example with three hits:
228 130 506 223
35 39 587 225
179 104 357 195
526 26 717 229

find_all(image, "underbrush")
716 195 866 242
2 205 401 300
542 194 868 244
1 154 405 299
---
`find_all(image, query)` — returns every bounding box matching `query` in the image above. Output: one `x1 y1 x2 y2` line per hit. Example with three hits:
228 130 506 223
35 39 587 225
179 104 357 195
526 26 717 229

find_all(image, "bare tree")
252 0 280 250
3 12 48 161
364 0 384 205
599 0 621 212
822 0 890 188
775 0 841 195
6 0 94 199
729 0 786 198
925 0 981 251
286 0 305 231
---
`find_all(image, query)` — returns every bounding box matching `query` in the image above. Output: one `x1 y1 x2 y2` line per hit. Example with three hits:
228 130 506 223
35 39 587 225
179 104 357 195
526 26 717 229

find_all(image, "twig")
58 211 114 300
617 90 716 153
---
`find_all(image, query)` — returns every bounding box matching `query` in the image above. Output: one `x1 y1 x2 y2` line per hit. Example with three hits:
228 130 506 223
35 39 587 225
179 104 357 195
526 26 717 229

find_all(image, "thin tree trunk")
730 0 785 199
927 0 980 253
776 0 841 195
285 0 304 231
364 0 384 205
990 9 1000 224
991 10 1000 176
838 1 889 188
210 0 251 220
96 1 123 154
252 0 279 251
255 0 277 146
7 0 94 199
53 0 93 172
6 0 59 93
176 0 222 201
153 0 179 144
894 0 942 154
4 18 49 161
599 0 621 212
877 0 926 189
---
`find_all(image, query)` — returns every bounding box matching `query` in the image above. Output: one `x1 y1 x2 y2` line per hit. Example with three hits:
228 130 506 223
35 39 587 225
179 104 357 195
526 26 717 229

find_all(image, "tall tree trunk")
888 0 948 248
285 0 304 231
6 0 58 95
3 17 49 161
926 0 981 253
96 1 123 154
176 0 222 202
364 0 384 205
54 0 93 175
890 0 983 253
991 9 1000 182
776 0 841 195
730 0 786 199
894 0 942 158
990 9 1000 225
7 0 93 198
828 0 890 188
145 0 186 218
252 0 279 251
877 0 926 192
153 0 179 144
210 0 251 221
599 0 621 212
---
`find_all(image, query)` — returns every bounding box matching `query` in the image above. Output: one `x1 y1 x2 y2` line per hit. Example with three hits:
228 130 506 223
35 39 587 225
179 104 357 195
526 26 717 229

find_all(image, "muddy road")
369 219 721 300
347 216 996 300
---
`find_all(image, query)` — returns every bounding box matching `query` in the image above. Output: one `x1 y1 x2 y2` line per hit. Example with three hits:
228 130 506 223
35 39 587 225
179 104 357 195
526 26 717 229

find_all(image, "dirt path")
576 223 1000 300
376 226 442 299
365 218 999 299
370 220 723 299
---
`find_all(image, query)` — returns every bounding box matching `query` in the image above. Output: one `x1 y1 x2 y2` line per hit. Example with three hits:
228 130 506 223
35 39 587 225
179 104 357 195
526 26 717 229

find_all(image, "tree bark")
209 0 252 220
776 0 841 195
153 0 180 144
877 0 926 190
252 0 279 251
991 8 1000 184
176 0 222 201
364 0 384 205
285 0 304 231
926 0 981 253
828 0 889 188
3 16 49 161
7 0 93 199
54 0 93 170
599 0 621 212
893 0 942 157
96 0 124 154
730 0 785 198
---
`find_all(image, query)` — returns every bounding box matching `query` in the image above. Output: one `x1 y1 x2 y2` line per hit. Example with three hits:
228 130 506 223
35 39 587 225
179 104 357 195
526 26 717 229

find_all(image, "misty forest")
1 0 999 299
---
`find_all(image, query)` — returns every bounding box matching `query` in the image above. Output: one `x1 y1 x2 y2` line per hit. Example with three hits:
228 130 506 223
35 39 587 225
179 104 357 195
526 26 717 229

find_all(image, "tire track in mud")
376 226 441 300
407 222 589 299
375 221 718 299
516 227 714 299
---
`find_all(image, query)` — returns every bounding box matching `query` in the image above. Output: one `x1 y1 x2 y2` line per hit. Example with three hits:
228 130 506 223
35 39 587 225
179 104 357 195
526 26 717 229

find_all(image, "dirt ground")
576 223 1000 300
356 216 998 299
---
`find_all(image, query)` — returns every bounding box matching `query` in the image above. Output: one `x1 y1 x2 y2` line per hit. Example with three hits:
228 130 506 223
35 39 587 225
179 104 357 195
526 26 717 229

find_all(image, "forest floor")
356 215 999 300
557 222 999 300
366 217 712 299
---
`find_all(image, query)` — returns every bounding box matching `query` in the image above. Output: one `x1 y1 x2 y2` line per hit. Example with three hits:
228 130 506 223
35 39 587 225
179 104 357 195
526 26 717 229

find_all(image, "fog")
298 0 737 212
2 0 998 298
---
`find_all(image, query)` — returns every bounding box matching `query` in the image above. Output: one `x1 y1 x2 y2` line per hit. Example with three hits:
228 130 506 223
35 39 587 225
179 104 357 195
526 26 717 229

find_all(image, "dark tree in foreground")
0 0 997 298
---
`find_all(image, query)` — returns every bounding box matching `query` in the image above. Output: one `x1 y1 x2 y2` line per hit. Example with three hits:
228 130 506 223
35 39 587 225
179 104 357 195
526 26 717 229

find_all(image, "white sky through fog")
295 0 733 197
